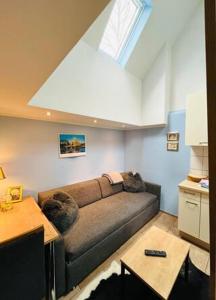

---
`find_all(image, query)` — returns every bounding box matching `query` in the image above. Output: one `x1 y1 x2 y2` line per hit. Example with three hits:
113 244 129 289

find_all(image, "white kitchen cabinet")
185 91 208 146
200 194 210 243
178 190 200 238
178 180 209 245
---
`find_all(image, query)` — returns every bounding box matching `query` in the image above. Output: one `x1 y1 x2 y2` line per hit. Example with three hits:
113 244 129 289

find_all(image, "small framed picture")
59 134 86 158
167 132 179 141
7 185 23 203
167 142 179 152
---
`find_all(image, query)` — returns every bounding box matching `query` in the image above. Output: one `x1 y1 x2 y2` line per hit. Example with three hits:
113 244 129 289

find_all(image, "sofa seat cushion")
64 191 157 261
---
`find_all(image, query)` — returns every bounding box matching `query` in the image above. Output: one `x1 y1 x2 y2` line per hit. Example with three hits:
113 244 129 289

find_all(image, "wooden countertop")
0 196 59 245
179 180 209 195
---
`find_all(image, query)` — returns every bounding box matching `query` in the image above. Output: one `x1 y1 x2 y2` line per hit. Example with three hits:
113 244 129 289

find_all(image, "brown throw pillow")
123 172 146 193
42 191 79 233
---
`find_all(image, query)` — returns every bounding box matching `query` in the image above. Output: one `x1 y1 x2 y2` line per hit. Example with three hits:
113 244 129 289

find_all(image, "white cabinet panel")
185 91 208 146
178 191 200 238
200 195 209 243
178 186 209 244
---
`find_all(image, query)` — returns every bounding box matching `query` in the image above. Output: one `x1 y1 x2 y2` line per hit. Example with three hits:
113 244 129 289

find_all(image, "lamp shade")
0 167 6 180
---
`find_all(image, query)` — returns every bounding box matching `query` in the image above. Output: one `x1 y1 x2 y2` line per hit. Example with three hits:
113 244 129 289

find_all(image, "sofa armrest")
144 181 161 202
54 236 66 297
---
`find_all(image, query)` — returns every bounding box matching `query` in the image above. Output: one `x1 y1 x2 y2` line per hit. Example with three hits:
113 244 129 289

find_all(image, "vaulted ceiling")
0 0 118 127
0 0 202 128
84 0 201 79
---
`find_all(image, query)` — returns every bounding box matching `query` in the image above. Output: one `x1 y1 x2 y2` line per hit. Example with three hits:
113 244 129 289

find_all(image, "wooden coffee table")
120 226 190 300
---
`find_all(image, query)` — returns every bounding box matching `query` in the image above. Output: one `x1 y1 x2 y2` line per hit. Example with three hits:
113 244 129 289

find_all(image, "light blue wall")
125 111 190 215
0 112 190 214
0 117 125 200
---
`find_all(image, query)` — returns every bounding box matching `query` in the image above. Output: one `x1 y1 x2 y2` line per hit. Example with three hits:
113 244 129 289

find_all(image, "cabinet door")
200 194 209 243
178 190 201 237
185 91 208 146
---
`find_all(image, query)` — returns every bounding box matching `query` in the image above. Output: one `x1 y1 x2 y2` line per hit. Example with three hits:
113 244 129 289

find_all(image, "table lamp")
0 168 12 211
0 167 6 180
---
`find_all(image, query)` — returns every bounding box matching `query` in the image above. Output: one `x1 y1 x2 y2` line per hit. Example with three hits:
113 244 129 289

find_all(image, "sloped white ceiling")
0 0 202 128
84 0 201 79
0 0 111 127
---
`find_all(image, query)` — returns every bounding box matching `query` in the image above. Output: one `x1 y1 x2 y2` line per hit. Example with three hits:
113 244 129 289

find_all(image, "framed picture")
167 132 179 141
167 142 179 152
59 134 86 158
7 185 23 202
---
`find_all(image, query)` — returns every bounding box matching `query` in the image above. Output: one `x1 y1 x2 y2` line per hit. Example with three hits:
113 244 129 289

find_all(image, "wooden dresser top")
0 196 59 245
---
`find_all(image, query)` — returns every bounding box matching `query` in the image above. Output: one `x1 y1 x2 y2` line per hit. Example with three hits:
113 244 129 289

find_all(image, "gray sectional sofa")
38 173 161 298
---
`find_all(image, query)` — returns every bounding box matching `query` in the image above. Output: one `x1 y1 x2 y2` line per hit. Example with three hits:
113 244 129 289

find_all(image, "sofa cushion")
123 172 146 193
64 191 157 261
41 191 79 234
38 179 102 208
96 177 123 198
66 180 102 208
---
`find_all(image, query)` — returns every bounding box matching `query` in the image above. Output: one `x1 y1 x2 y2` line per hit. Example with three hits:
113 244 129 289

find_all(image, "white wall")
140 1 206 116
141 45 171 126
190 146 208 176
171 1 206 111
30 40 142 126
0 117 125 200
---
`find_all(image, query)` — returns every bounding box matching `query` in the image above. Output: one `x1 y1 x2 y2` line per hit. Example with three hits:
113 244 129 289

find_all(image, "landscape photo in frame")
59 134 86 158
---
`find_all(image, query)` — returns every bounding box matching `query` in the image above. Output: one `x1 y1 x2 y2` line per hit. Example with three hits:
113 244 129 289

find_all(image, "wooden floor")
61 212 210 300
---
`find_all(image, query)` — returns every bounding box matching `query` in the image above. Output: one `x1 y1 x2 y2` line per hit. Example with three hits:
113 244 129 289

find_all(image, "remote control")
144 249 167 257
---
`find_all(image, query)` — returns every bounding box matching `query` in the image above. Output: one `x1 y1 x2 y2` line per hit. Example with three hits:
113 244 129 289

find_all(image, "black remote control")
144 249 167 257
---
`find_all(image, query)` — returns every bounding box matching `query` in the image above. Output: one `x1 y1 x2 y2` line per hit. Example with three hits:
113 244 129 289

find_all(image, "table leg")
45 241 56 300
184 253 189 282
121 262 125 299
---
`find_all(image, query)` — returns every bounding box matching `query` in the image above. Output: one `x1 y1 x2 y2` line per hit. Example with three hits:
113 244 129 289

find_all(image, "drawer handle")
186 200 198 206
199 142 208 144
184 191 196 196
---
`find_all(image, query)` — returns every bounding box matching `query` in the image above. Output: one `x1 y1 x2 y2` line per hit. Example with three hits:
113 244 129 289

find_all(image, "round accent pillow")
123 172 146 193
42 191 79 233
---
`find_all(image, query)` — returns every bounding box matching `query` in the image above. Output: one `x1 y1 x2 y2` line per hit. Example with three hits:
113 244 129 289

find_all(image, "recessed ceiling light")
93 120 98 123
46 111 51 117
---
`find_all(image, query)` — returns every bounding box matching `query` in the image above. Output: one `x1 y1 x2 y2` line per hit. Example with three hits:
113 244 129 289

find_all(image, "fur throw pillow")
123 172 146 193
42 191 79 234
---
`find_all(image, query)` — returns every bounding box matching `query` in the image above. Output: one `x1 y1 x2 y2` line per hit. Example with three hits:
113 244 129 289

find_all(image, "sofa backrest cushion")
38 179 102 208
96 176 123 198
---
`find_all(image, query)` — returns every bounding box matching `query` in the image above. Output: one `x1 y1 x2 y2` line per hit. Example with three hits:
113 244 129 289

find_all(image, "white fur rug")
76 261 121 300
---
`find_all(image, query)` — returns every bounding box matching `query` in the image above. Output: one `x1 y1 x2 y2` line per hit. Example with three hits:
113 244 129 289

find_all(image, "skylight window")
99 0 152 66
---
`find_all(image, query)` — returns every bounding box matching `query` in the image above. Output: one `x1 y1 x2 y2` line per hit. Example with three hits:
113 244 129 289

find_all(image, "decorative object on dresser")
178 180 209 249
0 167 6 180
59 133 86 158
7 185 23 202
0 168 12 212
